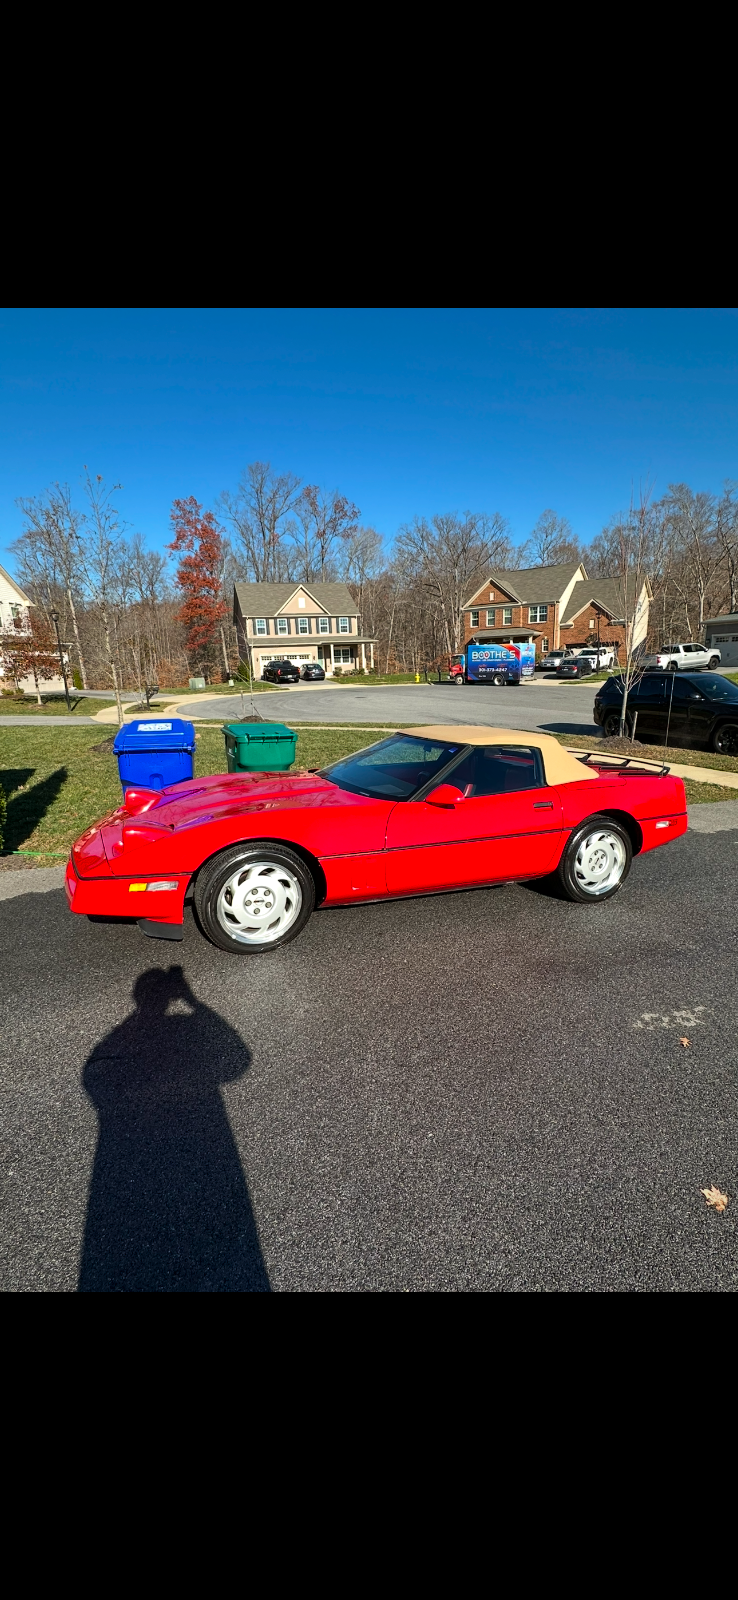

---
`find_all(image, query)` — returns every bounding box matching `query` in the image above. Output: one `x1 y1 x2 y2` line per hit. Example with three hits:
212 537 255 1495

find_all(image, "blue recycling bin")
113 718 196 794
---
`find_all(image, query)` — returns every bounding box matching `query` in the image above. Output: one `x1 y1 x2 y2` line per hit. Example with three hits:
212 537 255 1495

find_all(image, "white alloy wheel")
573 828 627 896
216 859 303 945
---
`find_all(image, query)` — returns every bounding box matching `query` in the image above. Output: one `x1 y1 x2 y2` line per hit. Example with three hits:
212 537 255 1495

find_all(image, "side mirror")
426 783 465 807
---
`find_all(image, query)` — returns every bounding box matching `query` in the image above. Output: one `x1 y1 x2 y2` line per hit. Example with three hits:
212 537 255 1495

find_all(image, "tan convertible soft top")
404 726 598 785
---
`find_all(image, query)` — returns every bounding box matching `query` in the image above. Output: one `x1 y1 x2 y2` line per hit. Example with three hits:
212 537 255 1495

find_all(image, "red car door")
385 744 564 895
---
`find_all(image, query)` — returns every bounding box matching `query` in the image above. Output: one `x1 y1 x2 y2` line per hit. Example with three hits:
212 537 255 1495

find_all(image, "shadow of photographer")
78 965 270 1292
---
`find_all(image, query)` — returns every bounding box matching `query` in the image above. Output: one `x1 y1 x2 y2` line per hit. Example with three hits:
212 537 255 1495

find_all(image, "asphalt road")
1 819 736 1292
191 678 602 733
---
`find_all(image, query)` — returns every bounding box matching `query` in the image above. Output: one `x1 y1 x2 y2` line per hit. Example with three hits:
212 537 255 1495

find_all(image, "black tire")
492 673 506 686
194 842 315 954
454 675 465 685
667 660 679 672
557 814 632 903
712 722 738 757
708 656 720 670
603 711 631 738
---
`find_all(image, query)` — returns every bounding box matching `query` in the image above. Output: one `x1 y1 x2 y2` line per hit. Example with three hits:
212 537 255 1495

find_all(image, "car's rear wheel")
194 843 315 953
557 815 632 903
667 660 679 671
712 722 738 756
492 673 506 686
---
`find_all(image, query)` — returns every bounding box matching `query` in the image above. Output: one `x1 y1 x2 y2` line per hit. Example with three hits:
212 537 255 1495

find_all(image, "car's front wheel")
603 711 631 738
708 656 720 670
194 843 315 953
712 722 738 757
557 815 632 903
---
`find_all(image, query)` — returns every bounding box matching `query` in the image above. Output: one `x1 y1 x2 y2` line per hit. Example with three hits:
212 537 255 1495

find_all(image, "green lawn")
2 722 736 861
560 731 738 775
0 695 117 716
164 680 287 696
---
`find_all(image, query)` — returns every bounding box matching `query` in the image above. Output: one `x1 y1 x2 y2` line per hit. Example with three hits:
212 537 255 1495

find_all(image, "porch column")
330 642 335 675
361 642 366 671
370 643 374 670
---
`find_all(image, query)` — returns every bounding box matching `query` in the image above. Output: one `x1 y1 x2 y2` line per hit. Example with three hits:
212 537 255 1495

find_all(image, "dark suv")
261 660 300 685
594 671 738 754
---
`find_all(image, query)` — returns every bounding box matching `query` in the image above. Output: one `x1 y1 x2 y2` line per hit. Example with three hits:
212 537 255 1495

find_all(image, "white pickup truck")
642 642 721 671
575 646 617 670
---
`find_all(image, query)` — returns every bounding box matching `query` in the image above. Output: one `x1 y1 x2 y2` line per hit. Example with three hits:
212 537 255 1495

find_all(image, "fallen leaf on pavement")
680 1038 690 1047
701 1186 729 1213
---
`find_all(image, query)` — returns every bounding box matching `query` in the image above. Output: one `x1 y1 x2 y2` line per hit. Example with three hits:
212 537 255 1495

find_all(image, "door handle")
533 801 554 809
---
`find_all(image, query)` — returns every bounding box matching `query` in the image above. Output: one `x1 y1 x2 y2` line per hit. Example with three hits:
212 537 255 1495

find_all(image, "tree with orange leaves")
168 497 227 677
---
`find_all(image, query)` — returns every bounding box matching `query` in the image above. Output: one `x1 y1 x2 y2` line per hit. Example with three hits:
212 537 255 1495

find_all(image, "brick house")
233 581 377 678
462 561 651 661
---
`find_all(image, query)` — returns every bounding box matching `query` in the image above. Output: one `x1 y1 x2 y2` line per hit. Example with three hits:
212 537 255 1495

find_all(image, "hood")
120 770 343 833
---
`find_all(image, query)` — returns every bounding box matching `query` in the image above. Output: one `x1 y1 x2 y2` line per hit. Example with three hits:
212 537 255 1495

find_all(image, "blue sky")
1 307 737 569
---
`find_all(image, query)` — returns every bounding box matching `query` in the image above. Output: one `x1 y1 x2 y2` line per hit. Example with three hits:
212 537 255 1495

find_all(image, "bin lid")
222 722 295 742
113 718 196 752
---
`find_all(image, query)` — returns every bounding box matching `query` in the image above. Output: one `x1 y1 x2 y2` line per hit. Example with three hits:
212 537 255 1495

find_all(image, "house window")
334 646 353 664
297 616 310 634
338 617 350 633
529 605 548 623
276 618 289 635
470 610 479 627
318 616 330 633
486 610 495 626
254 618 267 636
503 606 513 625
541 637 549 653
298 596 306 609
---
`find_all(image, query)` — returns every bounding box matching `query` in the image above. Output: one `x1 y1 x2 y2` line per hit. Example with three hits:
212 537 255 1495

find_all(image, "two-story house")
462 561 651 660
0 563 32 638
233 581 377 678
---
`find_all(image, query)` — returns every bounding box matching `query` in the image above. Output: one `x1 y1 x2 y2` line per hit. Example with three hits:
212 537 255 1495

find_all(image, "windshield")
321 734 463 799
691 674 738 701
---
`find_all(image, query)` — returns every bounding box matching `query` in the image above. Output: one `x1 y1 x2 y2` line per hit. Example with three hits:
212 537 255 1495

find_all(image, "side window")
449 745 544 797
669 678 691 702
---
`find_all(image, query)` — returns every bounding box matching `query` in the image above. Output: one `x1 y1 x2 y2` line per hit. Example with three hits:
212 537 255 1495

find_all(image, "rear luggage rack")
573 750 671 777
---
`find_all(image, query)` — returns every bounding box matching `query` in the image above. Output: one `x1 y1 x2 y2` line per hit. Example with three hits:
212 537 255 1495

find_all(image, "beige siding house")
234 582 377 678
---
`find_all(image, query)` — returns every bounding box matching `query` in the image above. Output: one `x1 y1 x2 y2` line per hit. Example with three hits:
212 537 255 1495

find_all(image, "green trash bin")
222 722 297 773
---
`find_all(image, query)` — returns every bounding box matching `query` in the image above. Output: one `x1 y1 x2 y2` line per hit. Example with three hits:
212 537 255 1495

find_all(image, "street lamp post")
50 610 72 711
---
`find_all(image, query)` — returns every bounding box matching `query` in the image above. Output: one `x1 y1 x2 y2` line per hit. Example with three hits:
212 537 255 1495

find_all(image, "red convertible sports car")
66 726 688 953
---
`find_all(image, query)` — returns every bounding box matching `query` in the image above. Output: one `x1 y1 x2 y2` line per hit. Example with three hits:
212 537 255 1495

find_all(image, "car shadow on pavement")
78 964 270 1293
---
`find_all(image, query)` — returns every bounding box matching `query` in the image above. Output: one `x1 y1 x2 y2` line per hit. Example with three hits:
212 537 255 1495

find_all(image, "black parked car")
261 659 300 684
557 657 594 679
300 663 325 680
594 671 738 754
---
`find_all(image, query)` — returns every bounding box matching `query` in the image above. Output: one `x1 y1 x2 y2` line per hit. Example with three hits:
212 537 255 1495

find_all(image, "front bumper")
65 855 188 927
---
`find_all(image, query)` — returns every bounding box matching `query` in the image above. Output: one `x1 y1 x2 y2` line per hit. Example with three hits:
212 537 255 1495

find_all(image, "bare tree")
662 484 724 636
77 471 126 725
219 462 300 582
715 482 738 614
12 484 89 685
596 492 658 736
520 509 582 567
395 511 514 653
288 487 360 582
